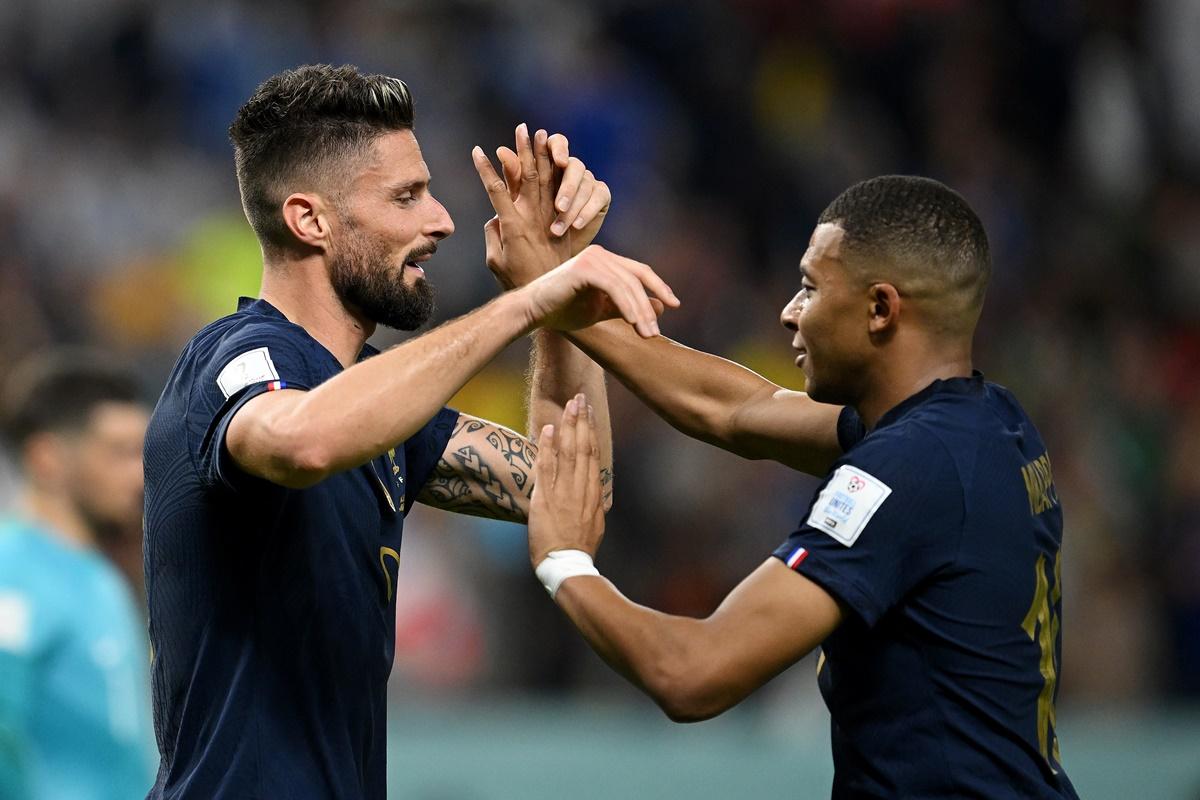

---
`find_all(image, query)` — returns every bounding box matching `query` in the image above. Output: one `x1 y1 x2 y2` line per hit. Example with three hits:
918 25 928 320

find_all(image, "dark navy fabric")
774 373 1078 799
143 298 458 799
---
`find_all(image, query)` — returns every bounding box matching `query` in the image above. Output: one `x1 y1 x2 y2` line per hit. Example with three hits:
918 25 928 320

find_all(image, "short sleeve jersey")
143 298 458 800
773 373 1079 799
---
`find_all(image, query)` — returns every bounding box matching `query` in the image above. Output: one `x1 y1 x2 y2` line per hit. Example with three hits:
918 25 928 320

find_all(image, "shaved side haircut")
819 175 991 334
229 64 415 254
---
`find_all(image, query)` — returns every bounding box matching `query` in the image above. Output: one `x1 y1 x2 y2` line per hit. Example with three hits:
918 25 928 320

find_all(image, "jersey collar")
872 370 985 431
235 297 380 361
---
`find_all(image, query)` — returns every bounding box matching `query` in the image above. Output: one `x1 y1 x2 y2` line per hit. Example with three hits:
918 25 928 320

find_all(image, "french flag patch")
266 380 288 391
786 546 809 569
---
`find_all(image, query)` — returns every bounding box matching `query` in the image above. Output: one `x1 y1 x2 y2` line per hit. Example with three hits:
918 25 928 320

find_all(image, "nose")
780 292 803 332
426 194 455 241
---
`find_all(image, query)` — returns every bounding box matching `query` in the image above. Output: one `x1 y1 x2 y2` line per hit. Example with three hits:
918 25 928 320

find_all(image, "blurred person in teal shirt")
0 351 155 800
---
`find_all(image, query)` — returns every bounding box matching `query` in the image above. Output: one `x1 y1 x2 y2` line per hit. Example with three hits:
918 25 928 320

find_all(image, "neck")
855 340 974 430
21 487 96 550
259 254 375 368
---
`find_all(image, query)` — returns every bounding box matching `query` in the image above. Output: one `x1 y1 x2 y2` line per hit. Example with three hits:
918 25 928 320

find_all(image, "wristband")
535 550 600 599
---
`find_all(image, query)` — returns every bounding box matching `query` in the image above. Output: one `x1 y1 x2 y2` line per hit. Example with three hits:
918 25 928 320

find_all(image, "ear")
23 431 68 488
867 283 901 335
281 193 333 251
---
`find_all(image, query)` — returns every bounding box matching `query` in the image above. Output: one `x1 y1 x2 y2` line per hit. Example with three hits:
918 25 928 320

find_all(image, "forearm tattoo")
418 417 538 522
600 467 614 507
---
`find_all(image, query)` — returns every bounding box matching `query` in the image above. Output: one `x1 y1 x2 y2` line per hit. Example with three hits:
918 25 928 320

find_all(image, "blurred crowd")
1 0 1198 715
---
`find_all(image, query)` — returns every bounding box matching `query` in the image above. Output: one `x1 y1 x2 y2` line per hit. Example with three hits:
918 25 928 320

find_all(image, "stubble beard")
330 228 436 331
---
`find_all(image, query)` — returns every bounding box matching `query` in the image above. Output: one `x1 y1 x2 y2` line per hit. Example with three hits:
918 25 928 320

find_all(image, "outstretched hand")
520 245 679 339
529 393 606 567
473 124 611 289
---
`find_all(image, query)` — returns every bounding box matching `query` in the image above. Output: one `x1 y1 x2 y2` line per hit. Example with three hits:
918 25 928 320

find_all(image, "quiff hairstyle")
819 175 991 334
229 64 414 253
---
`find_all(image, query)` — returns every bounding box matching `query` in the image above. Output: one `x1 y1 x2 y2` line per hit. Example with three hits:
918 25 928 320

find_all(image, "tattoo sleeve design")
417 416 537 522
600 467 614 506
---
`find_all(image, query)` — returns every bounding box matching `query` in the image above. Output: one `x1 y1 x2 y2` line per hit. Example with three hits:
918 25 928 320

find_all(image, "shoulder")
827 418 965 532
843 416 958 480
183 312 332 402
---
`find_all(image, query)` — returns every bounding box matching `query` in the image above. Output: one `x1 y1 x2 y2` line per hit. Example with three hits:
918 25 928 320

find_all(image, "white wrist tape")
535 550 600 599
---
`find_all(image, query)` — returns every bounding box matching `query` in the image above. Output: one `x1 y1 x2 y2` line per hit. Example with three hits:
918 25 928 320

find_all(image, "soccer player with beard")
142 64 676 800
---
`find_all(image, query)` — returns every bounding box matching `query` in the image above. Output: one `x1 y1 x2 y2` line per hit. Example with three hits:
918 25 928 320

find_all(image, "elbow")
654 682 728 724
259 415 334 489
641 652 730 724
278 442 333 489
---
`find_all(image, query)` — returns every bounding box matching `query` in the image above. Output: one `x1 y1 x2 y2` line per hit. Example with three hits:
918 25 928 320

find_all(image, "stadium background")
1 0 1198 796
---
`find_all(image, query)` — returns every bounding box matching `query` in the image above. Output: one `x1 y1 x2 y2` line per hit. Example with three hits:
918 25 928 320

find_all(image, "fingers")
579 248 681 336
570 394 591 497
586 260 660 338
496 146 521 201
552 158 587 236
558 396 579 486
515 123 540 206
535 423 557 491
547 132 570 169
534 129 556 216
572 179 611 231
616 252 681 310
472 146 517 218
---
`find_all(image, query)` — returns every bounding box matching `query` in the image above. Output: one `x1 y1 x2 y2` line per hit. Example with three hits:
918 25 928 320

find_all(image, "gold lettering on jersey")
379 546 401 604
1021 453 1059 516
1021 551 1063 771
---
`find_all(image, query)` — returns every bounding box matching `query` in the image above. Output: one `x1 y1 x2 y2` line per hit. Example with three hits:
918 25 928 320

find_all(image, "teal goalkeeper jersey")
0 518 156 800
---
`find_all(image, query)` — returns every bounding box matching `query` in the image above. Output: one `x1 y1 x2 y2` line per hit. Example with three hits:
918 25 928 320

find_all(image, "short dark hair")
229 64 415 253
1 350 143 449
818 175 991 317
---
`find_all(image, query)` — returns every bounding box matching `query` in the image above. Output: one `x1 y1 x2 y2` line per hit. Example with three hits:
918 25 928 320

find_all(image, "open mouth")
404 245 437 277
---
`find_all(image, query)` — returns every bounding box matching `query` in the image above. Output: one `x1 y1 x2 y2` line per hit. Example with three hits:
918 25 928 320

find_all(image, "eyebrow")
799 265 812 282
386 179 428 194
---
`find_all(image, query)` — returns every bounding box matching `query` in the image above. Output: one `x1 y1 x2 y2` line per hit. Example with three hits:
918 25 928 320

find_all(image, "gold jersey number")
1021 550 1063 772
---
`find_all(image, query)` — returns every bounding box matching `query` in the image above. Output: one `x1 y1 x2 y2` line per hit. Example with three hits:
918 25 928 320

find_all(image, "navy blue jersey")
143 298 458 799
773 373 1077 799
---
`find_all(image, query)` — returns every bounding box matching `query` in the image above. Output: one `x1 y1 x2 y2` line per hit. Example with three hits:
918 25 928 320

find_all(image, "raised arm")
567 321 842 476
226 246 676 489
476 125 616 509
528 397 842 721
478 178 842 477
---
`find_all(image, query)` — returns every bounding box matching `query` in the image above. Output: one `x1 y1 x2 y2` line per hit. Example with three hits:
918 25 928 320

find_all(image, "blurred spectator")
0 351 155 800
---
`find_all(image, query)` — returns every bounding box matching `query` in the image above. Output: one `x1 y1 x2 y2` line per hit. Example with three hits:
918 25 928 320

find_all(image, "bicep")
729 389 843 476
223 388 322 488
415 414 539 522
691 558 842 714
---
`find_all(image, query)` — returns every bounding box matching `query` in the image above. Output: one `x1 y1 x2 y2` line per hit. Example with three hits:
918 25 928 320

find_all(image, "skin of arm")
476 152 841 478
416 413 538 523
567 321 842 477
478 126 616 510
529 398 842 721
226 246 677 490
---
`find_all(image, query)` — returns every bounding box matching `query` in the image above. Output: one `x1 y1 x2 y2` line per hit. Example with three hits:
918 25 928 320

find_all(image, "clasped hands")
472 125 678 339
